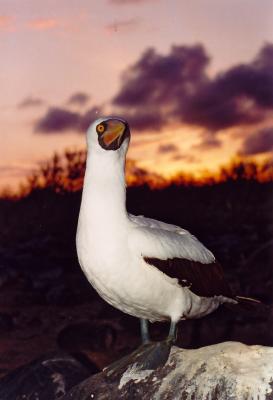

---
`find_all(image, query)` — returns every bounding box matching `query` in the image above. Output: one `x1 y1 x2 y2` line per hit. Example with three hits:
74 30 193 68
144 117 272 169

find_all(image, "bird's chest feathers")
76 160 134 299
77 213 130 279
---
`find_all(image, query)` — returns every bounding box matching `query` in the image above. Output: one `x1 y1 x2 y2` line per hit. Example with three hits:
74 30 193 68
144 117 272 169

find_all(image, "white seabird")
76 116 261 347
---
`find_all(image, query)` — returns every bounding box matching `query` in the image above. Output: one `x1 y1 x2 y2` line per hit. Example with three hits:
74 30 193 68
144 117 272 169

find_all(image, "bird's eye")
96 123 106 134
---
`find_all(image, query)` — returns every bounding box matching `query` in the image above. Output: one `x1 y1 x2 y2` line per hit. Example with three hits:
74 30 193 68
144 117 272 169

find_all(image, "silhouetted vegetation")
3 149 270 198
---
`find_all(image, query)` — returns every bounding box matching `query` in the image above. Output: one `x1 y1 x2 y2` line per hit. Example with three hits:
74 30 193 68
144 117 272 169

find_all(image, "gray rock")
61 342 273 400
0 352 98 400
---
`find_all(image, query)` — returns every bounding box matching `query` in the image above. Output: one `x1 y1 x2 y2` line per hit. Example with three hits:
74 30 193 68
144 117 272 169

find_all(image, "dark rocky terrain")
0 352 97 399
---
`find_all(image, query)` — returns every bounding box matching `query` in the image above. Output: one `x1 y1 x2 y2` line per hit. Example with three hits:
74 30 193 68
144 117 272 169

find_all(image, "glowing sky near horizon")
0 0 273 191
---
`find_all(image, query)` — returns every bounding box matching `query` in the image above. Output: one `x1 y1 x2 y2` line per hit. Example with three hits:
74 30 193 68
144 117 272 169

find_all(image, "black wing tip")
235 295 262 304
143 256 232 298
226 295 270 319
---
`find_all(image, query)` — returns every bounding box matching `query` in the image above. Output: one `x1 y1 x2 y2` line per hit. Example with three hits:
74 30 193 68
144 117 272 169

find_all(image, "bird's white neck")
79 151 128 232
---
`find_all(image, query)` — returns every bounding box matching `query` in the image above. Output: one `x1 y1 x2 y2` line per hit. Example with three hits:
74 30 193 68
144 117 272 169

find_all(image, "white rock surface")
62 341 273 400
155 342 273 400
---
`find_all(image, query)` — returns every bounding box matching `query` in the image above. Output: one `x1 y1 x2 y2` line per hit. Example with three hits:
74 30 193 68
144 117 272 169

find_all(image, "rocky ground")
61 342 273 400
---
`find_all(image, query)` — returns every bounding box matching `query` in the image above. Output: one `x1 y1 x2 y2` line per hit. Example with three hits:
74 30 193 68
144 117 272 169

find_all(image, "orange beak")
101 120 126 147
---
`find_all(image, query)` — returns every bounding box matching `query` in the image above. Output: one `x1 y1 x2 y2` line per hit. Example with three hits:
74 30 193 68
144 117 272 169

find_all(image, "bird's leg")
140 318 150 344
104 319 152 379
167 320 177 344
104 321 177 380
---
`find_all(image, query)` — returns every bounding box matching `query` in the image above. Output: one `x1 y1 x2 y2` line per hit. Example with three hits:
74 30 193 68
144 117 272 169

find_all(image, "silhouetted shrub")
14 150 273 198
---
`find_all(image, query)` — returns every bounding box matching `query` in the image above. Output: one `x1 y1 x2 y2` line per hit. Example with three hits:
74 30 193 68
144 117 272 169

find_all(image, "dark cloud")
113 44 208 132
110 0 152 4
113 43 273 132
123 110 166 131
172 154 198 163
35 107 80 133
105 18 140 33
114 44 208 108
18 96 44 109
240 127 273 155
67 92 90 106
78 107 102 132
35 106 102 134
193 132 222 150
182 45 273 130
35 43 273 139
157 144 179 154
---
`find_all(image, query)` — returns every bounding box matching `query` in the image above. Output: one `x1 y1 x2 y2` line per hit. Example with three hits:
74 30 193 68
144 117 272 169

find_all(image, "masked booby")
76 117 261 350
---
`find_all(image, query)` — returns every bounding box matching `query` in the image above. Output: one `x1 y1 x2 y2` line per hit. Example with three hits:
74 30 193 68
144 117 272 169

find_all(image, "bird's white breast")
76 216 190 322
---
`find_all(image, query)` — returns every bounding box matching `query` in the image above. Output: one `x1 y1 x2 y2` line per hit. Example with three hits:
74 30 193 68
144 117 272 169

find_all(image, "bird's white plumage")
76 118 235 325
128 214 215 264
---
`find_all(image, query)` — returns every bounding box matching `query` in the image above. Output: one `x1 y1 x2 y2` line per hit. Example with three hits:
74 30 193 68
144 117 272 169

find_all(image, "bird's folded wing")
128 216 232 298
128 215 215 264
128 214 188 234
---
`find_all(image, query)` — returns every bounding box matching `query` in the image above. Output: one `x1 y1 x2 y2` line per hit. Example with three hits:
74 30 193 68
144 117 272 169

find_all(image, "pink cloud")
0 15 15 32
26 18 59 31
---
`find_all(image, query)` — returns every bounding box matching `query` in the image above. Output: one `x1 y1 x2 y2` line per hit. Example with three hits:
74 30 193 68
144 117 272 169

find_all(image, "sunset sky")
1 0 273 191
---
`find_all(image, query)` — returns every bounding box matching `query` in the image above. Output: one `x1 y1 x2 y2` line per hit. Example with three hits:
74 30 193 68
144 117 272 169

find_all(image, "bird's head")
87 116 130 154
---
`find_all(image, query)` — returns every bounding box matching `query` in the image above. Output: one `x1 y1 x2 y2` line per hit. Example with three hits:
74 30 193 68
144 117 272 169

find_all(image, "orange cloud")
0 15 14 32
27 18 59 31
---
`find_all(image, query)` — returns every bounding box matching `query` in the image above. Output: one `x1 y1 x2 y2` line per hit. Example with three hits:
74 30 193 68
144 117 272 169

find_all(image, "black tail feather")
225 296 270 319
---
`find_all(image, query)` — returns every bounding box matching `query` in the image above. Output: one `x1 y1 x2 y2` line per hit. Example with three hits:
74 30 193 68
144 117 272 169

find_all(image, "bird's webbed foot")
138 340 173 370
103 342 151 380
104 341 172 381
134 320 177 370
